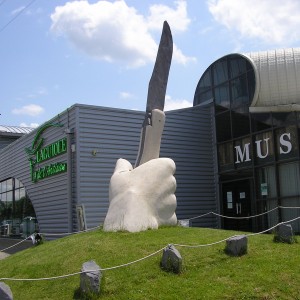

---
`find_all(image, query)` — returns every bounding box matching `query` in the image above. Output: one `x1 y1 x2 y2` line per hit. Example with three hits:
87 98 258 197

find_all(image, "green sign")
25 123 67 183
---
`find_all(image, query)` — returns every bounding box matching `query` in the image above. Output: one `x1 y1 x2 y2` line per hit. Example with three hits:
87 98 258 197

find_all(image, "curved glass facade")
0 178 37 237
194 54 300 233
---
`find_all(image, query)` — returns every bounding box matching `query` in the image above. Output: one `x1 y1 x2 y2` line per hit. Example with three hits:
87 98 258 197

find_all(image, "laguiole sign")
25 123 67 183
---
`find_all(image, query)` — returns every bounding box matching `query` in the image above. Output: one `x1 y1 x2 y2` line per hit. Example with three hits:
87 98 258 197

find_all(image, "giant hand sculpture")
103 158 177 232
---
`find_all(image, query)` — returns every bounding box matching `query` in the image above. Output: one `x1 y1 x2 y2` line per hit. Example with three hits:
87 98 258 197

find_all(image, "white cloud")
164 95 192 111
50 0 195 68
11 6 25 16
27 87 47 99
19 122 39 128
120 92 134 99
207 0 300 45
12 104 44 116
147 0 190 32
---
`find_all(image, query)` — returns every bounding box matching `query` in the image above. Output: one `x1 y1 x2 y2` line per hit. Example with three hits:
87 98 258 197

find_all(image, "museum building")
1 47 300 238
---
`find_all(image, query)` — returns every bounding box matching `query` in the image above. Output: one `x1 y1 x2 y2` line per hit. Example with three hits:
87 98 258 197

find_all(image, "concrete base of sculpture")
103 158 177 232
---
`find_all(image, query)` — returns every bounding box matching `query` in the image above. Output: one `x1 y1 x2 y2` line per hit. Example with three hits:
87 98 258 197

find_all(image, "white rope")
173 236 238 248
279 206 300 209
188 212 212 221
0 227 101 253
0 237 30 253
246 215 300 237
1 215 300 282
211 207 279 219
181 207 279 221
0 246 166 281
181 206 300 222
41 226 100 236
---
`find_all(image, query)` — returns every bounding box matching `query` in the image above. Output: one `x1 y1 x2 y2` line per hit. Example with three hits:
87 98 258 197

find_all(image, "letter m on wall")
234 143 251 164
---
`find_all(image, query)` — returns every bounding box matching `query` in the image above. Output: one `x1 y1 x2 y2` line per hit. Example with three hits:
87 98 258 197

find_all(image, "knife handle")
135 109 165 168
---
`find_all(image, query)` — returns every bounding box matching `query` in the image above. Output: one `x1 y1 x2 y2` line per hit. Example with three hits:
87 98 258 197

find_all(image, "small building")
0 104 216 237
1 47 300 238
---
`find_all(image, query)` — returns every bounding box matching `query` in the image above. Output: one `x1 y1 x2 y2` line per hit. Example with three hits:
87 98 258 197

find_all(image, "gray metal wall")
162 105 217 228
75 104 217 229
0 103 217 236
74 104 145 229
0 136 20 151
0 111 72 235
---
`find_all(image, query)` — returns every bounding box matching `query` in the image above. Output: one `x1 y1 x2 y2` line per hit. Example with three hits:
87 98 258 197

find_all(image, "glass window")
1 193 6 202
198 68 212 92
232 109 250 138
275 126 298 160
1 181 6 193
231 74 249 109
281 197 300 232
216 111 231 142
218 142 234 171
256 166 277 199
6 191 13 202
214 82 230 109
0 178 37 237
6 179 13 192
273 112 296 127
254 131 274 165
14 189 20 201
197 90 213 104
247 69 256 104
251 113 272 132
229 56 247 78
213 59 228 85
279 162 300 197
15 179 20 189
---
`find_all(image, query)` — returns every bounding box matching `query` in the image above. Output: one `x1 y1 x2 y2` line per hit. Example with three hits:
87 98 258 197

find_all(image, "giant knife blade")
135 21 173 167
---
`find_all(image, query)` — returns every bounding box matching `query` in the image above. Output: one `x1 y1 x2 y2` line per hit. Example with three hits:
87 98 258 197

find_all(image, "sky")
1 0 300 128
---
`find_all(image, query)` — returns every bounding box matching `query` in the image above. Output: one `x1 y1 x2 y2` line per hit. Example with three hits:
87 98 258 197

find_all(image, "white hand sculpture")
103 158 177 232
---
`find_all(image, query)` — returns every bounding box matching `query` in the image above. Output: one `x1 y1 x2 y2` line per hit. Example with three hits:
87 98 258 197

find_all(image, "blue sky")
1 0 300 127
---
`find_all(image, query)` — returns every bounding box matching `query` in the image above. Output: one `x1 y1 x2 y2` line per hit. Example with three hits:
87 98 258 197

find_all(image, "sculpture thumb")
114 158 133 174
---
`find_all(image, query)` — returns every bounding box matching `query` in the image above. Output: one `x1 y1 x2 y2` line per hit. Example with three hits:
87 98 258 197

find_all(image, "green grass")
0 227 299 299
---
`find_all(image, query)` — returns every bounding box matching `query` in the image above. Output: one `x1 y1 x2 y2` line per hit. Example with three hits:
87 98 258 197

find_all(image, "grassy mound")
0 227 299 299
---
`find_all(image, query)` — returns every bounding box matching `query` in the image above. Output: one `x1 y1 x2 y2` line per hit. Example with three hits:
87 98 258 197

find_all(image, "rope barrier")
180 206 300 222
1 206 299 253
1 215 299 282
0 226 101 253
40 225 100 236
0 237 30 253
0 246 166 281
246 215 300 237
211 207 278 220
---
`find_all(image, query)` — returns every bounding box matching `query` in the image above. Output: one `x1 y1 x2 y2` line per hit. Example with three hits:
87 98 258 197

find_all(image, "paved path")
0 238 33 260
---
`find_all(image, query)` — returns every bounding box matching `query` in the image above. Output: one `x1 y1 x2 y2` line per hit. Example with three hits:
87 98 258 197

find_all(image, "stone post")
161 244 183 274
225 235 248 256
0 282 13 300
274 223 295 244
80 260 102 296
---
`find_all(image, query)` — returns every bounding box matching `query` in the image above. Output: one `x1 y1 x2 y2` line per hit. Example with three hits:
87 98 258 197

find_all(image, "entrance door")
222 180 252 232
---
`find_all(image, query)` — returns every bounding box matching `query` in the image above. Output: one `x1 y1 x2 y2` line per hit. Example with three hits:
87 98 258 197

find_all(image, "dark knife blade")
135 21 173 167
146 21 173 113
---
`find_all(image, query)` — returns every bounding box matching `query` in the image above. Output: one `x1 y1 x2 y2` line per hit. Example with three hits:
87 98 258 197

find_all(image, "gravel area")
0 252 10 260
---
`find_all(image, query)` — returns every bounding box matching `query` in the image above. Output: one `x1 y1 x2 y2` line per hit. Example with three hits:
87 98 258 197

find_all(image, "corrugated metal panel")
162 105 217 228
0 125 33 135
0 109 75 235
75 105 144 229
0 137 20 151
244 48 300 112
76 104 217 229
